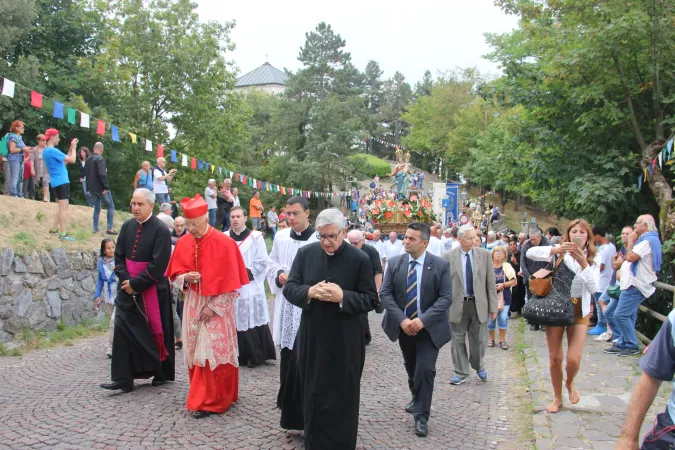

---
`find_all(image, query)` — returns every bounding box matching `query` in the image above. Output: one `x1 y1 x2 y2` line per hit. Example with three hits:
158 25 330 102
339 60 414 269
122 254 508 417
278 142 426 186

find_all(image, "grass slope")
0 196 133 254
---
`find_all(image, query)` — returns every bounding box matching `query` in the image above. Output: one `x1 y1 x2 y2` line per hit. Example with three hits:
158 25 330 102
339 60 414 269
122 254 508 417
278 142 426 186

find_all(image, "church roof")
235 62 289 87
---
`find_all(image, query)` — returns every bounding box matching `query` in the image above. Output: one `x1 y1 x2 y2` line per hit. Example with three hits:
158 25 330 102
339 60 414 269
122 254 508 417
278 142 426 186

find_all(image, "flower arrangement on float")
367 197 436 224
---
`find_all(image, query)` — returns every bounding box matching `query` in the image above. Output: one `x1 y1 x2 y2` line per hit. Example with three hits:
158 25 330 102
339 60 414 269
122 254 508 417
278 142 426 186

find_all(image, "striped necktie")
406 260 418 319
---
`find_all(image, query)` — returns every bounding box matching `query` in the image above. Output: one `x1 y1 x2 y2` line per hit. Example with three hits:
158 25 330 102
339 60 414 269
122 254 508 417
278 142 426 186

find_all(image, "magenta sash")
126 259 169 361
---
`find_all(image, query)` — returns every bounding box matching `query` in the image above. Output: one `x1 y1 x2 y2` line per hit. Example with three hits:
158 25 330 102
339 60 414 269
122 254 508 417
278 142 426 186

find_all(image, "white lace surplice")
266 227 318 350
175 274 239 370
225 230 271 332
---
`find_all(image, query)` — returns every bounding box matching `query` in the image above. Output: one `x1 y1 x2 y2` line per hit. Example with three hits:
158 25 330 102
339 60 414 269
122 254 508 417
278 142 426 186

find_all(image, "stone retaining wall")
0 247 98 342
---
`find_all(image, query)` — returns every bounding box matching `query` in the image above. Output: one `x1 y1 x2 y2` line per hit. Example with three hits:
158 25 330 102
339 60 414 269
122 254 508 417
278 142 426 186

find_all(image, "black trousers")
361 314 371 343
398 329 439 422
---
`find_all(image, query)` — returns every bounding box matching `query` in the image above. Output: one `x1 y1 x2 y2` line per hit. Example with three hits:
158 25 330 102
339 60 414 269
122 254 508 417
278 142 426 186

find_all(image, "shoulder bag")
528 255 563 297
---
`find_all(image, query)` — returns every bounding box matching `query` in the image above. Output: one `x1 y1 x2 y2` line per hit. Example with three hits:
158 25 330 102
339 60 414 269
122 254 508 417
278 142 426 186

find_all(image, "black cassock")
111 215 175 383
283 242 378 450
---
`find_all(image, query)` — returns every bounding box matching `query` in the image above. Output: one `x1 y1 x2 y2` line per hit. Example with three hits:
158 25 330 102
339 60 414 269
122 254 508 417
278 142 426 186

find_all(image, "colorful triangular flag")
30 91 43 108
111 125 120 142
191 158 197 170
67 108 76 124
53 102 64 119
96 120 106 136
145 140 152 152
80 112 90 128
182 154 188 167
157 144 164 158
170 150 177 163
638 174 643 190
129 133 137 144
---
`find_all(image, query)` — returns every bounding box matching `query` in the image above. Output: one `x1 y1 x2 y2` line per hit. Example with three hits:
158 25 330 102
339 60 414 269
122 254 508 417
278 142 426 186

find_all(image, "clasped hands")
308 281 343 303
121 280 137 295
401 318 424 336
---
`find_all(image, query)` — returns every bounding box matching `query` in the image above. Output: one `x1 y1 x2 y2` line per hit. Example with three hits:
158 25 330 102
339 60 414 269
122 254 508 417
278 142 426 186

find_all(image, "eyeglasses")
634 221 644 225
316 230 343 242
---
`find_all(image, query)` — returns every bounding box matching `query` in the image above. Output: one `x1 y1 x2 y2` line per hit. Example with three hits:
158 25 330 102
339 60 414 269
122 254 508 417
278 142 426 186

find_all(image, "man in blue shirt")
42 128 77 241
617 310 675 449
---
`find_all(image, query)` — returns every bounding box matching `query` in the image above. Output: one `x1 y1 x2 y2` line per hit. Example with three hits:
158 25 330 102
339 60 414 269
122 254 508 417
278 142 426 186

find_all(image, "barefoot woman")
526 219 599 412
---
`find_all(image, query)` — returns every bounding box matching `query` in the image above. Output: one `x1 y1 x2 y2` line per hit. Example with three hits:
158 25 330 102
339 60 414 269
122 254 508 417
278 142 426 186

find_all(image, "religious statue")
389 149 411 200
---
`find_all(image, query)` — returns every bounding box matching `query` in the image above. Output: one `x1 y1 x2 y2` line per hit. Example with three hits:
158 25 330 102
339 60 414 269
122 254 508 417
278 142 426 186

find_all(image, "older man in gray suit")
446 225 498 385
381 222 452 438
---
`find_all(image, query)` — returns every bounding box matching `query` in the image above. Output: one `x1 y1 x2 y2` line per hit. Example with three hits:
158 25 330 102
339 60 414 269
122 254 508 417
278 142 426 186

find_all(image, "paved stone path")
0 305 533 449
523 324 671 449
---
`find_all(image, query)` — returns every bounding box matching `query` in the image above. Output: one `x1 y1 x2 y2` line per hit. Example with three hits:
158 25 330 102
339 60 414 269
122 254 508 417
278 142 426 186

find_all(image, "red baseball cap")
44 128 59 140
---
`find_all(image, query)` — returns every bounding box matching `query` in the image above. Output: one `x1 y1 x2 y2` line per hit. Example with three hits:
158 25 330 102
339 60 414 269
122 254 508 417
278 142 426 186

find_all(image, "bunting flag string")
0 75 334 198
637 133 675 190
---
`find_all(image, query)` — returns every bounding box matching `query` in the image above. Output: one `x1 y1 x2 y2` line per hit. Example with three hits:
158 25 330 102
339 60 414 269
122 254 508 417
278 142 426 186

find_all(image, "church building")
235 62 288 94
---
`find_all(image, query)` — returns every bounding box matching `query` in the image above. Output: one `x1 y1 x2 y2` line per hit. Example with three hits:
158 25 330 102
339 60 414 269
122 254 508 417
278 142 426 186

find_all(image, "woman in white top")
526 219 599 413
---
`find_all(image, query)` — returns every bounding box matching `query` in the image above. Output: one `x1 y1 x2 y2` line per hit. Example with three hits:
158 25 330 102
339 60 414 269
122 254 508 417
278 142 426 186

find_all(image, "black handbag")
523 258 575 327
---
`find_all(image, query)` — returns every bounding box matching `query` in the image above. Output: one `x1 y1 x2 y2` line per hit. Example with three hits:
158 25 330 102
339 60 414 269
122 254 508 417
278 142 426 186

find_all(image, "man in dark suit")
84 142 116 235
380 222 452 438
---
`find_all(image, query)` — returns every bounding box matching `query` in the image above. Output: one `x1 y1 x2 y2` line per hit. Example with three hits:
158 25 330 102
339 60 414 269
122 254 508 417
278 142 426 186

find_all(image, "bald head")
93 142 104 154
389 232 397 242
373 229 381 240
141 161 150 170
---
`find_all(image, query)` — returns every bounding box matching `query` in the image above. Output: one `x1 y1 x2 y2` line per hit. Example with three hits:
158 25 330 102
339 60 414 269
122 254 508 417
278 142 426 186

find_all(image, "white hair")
224 178 232 184
643 215 657 232
458 225 474 240
134 188 155 205
315 208 346 230
160 203 172 213
156 157 166 164
208 178 215 185
487 231 496 239
347 230 364 241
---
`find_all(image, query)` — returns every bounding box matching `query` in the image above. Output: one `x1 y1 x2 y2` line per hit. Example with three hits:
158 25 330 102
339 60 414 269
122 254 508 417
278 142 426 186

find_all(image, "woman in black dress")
508 238 525 315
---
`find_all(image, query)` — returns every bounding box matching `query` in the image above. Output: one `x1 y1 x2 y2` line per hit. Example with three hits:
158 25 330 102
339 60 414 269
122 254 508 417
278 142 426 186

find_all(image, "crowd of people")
2 123 671 447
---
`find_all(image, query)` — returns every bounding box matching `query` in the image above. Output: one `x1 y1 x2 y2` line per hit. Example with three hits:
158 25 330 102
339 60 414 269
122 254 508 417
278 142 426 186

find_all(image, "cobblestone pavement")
0 304 534 450
523 325 671 450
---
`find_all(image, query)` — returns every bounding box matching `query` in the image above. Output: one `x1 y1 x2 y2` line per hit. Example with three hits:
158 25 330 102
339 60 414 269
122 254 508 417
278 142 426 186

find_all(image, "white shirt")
527 246 600 317
597 242 617 292
620 240 657 297
407 252 426 314
233 196 240 207
427 236 445 258
365 239 383 258
152 168 168 194
204 186 217 210
459 248 474 297
486 240 499 250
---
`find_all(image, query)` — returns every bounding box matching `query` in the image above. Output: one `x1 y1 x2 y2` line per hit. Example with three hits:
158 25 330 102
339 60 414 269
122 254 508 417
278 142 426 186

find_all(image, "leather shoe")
414 419 428 437
405 401 415 414
100 381 133 392
193 410 211 419
151 377 165 387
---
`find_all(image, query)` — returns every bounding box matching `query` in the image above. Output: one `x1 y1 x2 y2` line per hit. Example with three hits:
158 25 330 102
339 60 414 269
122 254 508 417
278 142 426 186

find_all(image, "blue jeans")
593 292 605 327
221 211 231 231
488 304 511 330
155 193 170 206
269 227 276 241
91 191 115 232
615 286 645 350
603 295 622 342
82 179 94 206
8 159 23 197
208 208 216 227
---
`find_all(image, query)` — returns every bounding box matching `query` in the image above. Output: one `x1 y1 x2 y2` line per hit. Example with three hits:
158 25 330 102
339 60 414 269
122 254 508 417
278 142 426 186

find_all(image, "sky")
196 0 521 85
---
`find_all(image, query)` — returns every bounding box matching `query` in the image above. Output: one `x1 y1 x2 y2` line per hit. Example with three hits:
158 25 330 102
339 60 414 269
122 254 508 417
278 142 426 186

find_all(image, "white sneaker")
594 331 609 341
611 338 619 343
604 331 614 342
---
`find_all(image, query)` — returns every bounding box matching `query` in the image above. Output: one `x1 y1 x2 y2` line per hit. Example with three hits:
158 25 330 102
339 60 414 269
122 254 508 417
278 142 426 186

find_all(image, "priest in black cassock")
100 188 175 392
283 208 379 450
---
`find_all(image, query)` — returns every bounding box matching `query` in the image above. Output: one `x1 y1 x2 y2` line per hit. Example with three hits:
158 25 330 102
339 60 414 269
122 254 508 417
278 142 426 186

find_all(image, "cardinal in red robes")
166 194 249 418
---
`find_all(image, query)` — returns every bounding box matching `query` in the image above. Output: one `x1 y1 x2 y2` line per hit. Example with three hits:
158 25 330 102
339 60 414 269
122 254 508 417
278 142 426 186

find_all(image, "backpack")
369 181 376 189
0 133 10 158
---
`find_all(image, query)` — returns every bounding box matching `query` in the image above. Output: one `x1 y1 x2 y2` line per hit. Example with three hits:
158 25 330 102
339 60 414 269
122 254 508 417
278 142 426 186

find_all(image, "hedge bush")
350 153 391 178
